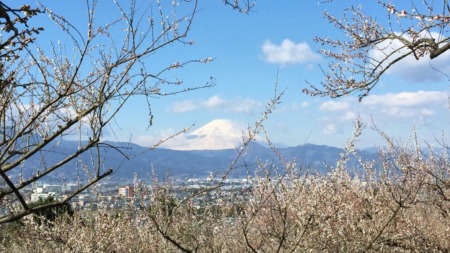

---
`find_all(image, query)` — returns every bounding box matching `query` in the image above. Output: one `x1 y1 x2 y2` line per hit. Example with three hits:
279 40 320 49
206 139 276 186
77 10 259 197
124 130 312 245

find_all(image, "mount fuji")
5 119 380 182
162 119 248 150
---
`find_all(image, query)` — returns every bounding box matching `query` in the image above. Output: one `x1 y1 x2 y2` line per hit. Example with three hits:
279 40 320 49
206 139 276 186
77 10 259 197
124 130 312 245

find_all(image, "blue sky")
35 1 450 149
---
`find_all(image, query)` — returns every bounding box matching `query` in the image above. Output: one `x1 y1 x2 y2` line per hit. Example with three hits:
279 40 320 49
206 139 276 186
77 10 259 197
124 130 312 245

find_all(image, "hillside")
11 139 378 182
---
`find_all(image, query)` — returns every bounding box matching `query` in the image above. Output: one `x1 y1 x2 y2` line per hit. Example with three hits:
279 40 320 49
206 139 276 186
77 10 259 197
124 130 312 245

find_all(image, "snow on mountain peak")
163 119 244 150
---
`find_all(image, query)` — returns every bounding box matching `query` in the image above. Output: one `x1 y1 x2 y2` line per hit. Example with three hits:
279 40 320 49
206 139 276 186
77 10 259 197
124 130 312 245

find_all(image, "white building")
30 184 63 202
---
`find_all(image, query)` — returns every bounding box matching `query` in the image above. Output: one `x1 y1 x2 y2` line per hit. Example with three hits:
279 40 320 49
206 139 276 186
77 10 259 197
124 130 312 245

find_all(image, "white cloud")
313 90 447 140
202 95 226 109
380 107 418 118
319 100 350 111
323 123 338 135
420 108 433 116
169 95 261 114
369 32 450 83
262 39 321 65
231 98 261 113
286 101 310 112
343 111 356 120
170 100 197 113
361 91 448 107
301 101 310 108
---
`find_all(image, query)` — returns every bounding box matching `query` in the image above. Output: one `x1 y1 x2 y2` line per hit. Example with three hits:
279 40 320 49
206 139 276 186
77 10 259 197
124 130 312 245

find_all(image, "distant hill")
9 139 379 183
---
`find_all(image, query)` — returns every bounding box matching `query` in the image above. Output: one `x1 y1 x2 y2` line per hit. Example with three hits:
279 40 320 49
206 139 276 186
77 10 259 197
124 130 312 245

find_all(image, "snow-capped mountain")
163 119 245 150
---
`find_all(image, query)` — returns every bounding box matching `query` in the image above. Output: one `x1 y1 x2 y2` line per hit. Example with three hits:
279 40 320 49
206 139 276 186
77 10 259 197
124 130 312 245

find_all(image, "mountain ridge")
9 139 379 183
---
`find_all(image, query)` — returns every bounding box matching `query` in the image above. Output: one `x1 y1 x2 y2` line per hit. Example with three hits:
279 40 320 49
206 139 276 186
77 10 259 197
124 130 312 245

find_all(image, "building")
30 184 63 202
118 185 134 198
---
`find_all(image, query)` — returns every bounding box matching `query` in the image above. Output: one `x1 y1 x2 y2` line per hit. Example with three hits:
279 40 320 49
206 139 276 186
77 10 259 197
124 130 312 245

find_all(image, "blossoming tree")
0 0 254 224
304 0 450 101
